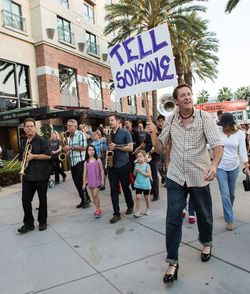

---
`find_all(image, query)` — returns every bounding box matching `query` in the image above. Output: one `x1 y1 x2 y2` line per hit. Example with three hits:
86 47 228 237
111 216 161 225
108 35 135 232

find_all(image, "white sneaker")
144 209 151 216
134 211 142 218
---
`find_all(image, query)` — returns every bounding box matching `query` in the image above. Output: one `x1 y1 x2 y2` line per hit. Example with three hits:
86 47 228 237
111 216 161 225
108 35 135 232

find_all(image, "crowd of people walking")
9 83 250 286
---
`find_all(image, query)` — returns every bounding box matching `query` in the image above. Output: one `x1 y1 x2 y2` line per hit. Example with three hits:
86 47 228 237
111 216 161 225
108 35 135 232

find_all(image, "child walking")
83 145 104 218
133 150 152 218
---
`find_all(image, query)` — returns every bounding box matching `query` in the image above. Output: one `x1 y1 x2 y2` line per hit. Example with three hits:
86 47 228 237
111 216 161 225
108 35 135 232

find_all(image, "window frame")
57 16 74 45
2 0 26 31
0 59 31 111
58 0 69 9
83 2 95 24
86 31 99 56
87 73 103 109
58 64 79 107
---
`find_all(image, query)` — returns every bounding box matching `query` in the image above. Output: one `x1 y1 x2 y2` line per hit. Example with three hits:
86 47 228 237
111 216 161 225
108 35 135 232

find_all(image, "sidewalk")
0 171 250 294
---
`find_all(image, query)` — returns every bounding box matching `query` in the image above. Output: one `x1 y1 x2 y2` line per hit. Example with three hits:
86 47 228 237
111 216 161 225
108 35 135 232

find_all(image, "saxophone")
58 131 69 171
106 130 114 168
106 130 128 168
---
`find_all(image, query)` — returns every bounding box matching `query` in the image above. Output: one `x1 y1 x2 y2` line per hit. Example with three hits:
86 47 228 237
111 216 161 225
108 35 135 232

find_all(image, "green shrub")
0 160 21 187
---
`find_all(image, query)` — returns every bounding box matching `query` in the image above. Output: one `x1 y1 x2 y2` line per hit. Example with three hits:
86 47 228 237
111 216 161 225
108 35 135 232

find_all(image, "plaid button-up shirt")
67 130 87 167
159 109 222 187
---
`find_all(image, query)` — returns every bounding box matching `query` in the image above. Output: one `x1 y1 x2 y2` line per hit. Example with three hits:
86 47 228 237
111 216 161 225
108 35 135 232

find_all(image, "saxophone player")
17 118 51 234
107 114 134 223
64 119 91 209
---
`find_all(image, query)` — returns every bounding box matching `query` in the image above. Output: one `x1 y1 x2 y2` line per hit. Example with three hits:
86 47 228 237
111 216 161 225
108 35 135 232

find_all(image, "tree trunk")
174 54 184 84
184 71 193 88
152 90 158 121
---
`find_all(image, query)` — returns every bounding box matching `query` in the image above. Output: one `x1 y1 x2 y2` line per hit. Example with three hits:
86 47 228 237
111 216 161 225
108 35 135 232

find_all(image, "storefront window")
0 60 31 111
0 61 16 97
59 64 79 107
88 74 103 109
109 80 121 112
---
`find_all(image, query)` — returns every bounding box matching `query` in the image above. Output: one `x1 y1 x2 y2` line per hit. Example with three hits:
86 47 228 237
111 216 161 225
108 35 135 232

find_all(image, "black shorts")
135 188 150 196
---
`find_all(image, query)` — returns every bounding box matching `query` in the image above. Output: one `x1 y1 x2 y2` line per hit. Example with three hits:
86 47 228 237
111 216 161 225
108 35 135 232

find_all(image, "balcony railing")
1 9 26 32
86 41 100 56
58 27 75 45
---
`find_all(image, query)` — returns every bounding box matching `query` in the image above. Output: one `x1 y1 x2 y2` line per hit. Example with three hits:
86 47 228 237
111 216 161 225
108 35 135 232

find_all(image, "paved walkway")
0 171 250 294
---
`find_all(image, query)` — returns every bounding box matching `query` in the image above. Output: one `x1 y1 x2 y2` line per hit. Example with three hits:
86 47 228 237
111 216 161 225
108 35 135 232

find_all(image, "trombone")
20 141 32 179
6 153 19 169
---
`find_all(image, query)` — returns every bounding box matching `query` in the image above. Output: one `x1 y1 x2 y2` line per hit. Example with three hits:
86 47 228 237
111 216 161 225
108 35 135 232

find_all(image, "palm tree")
171 13 219 87
235 86 250 100
225 0 241 13
197 90 210 104
217 87 233 101
104 0 207 119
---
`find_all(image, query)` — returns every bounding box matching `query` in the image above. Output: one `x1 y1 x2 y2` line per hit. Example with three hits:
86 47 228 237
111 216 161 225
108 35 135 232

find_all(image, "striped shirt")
159 109 222 187
67 130 87 167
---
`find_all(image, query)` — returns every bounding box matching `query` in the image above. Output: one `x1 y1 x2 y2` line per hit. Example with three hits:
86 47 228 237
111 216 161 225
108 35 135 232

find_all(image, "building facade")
0 0 147 157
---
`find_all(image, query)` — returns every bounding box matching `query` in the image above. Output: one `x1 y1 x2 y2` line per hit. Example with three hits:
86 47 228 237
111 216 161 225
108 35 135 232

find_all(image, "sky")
192 0 250 100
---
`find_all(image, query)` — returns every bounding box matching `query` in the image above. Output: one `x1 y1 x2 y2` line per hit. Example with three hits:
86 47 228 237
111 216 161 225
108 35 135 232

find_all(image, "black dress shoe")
109 215 121 224
126 207 133 215
17 224 35 234
163 263 179 284
201 245 212 262
39 223 47 231
76 202 83 208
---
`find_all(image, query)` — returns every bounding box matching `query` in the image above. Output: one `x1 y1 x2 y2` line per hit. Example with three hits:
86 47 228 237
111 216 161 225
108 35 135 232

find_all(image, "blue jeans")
216 167 239 224
165 178 213 263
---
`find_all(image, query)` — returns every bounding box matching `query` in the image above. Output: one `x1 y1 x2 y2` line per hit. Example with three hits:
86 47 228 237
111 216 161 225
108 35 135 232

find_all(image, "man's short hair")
108 112 120 121
173 83 192 100
217 110 223 116
24 118 36 126
156 115 165 121
67 119 78 126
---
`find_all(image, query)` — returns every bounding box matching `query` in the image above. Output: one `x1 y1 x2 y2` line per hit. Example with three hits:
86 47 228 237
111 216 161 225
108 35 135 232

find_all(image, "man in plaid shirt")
147 83 223 284
64 119 90 208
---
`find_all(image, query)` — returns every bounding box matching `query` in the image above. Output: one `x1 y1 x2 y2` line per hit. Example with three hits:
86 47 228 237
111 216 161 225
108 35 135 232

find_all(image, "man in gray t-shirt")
107 114 134 223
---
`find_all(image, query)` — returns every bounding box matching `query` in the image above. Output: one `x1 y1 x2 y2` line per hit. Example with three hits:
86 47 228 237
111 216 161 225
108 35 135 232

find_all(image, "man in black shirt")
108 114 134 223
17 118 51 234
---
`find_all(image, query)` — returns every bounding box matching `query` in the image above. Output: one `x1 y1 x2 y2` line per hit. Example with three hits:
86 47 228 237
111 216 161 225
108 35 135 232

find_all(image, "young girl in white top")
217 113 250 230
83 145 104 218
133 150 152 218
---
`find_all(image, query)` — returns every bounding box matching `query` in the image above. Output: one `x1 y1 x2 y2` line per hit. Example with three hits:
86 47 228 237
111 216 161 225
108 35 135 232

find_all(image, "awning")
0 106 147 122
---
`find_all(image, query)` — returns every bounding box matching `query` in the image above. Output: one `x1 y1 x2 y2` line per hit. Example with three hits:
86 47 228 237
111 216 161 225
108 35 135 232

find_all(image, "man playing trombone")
18 118 51 234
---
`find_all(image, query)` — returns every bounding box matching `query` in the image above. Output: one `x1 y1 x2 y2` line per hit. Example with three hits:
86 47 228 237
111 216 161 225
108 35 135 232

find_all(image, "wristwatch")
71 146 74 150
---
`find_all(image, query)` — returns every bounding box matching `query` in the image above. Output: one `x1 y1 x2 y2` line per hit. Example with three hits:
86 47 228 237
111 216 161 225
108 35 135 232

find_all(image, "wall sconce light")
46 28 55 39
78 42 85 52
102 53 108 62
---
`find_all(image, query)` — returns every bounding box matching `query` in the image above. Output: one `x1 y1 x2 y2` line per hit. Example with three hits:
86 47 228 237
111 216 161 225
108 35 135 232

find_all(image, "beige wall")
29 0 110 64
0 33 39 104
